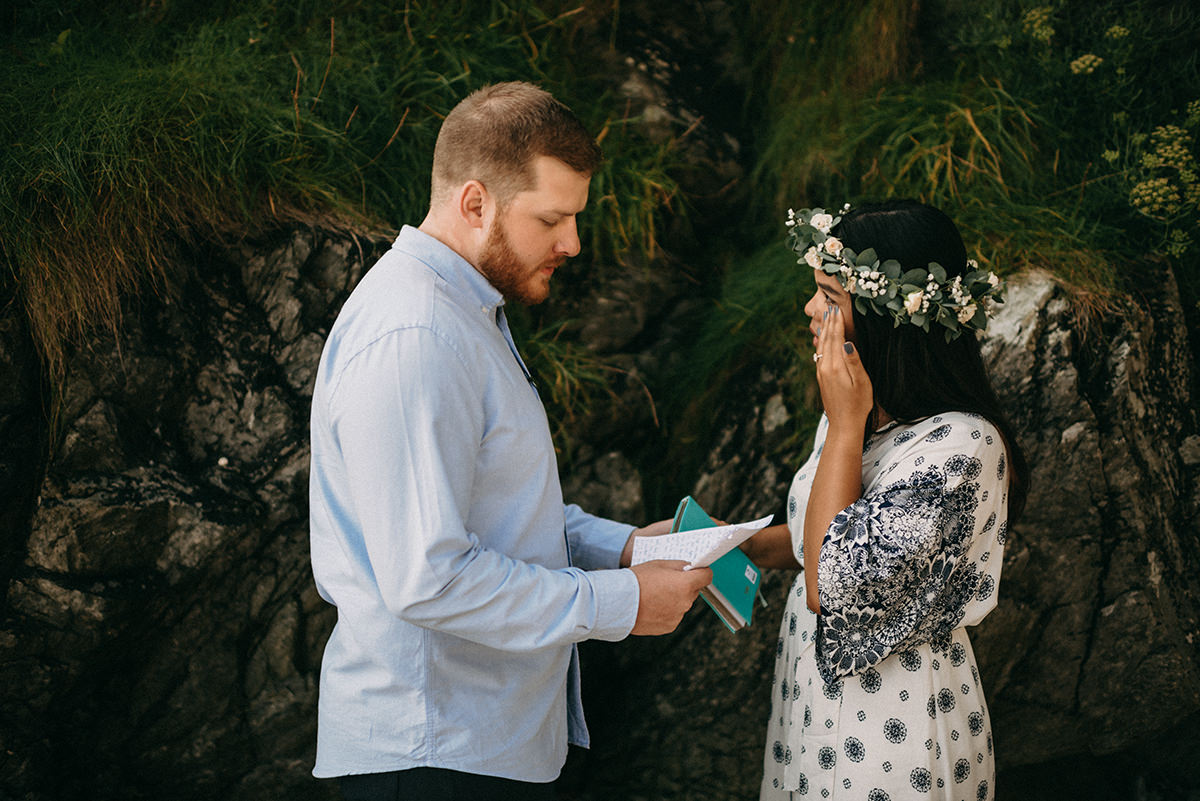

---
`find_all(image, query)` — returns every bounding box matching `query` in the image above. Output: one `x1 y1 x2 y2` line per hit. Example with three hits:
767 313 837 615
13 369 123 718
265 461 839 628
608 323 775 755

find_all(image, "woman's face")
803 268 857 349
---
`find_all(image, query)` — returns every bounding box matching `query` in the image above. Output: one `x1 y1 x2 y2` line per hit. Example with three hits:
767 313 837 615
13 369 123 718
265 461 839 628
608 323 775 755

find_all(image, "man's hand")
628 560 713 635
619 518 674 567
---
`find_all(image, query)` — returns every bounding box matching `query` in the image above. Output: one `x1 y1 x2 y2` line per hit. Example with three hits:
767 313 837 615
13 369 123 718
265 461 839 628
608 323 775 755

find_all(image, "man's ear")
458 180 488 229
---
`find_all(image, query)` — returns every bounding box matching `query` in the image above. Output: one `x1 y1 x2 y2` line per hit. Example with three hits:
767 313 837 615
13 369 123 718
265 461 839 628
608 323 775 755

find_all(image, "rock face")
0 230 383 801
560 267 1200 800
3 4 1199 796
0 224 1197 801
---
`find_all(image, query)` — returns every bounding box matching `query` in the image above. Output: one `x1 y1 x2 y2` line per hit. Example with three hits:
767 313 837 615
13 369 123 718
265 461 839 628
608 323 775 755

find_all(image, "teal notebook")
671 496 764 633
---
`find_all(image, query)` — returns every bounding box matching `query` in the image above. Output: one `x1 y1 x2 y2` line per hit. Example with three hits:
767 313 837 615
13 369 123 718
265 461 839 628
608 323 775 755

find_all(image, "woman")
743 200 1028 801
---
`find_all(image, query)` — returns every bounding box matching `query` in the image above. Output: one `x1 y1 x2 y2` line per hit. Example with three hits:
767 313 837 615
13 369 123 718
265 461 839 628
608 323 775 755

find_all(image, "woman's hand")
805 302 871 612
814 303 874 430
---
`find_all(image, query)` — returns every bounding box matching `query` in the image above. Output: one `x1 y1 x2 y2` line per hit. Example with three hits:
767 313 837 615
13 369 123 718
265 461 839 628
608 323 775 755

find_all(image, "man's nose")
557 218 581 258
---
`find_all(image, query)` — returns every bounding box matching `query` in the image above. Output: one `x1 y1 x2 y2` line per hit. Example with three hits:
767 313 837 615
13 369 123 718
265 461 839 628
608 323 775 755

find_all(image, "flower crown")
785 204 1004 341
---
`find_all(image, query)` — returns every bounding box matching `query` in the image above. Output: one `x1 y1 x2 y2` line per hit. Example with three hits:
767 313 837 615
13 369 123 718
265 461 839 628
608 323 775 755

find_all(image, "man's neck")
418 211 478 268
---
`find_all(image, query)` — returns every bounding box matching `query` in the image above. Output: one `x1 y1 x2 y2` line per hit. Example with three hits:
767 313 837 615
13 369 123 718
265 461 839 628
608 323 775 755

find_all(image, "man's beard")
477 216 563 305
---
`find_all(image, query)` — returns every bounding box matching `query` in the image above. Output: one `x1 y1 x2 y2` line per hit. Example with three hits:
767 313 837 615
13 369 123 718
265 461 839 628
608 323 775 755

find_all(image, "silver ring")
813 353 823 362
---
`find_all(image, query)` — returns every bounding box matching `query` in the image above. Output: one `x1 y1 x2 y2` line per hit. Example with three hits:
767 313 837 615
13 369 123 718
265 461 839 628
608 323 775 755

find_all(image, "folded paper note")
632 498 772 632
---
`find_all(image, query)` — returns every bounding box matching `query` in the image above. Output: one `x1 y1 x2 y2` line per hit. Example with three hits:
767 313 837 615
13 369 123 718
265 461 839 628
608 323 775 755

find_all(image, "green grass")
0 1 677 397
3 0 1198 477
670 0 1200 457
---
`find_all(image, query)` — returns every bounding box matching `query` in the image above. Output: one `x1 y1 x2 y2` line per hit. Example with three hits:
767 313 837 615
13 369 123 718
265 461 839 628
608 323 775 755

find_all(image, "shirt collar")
393 225 506 318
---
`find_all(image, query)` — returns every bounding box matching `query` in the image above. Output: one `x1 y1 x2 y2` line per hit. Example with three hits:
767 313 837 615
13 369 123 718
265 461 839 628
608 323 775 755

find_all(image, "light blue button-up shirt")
309 226 640 782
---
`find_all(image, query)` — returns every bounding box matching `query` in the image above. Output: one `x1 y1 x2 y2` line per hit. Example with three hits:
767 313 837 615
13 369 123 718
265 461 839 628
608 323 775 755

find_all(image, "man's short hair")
430 81 602 206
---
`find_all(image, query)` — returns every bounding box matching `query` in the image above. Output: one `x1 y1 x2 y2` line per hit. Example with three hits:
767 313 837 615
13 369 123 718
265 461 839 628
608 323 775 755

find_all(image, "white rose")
846 275 857 294
804 247 823 268
957 303 977 324
824 236 844 256
904 290 925 315
811 212 834 233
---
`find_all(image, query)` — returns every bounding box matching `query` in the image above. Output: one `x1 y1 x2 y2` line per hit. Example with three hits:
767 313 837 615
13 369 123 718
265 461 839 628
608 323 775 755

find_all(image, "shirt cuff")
583 567 640 641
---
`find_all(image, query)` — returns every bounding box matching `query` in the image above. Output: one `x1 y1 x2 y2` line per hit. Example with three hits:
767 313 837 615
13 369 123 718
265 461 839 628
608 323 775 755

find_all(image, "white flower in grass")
824 236 844 256
957 303 978 324
811 212 834 233
805 247 823 268
904 291 925 315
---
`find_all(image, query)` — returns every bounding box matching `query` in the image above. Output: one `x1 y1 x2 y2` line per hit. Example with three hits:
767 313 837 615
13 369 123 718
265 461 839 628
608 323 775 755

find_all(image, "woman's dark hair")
831 199 1029 521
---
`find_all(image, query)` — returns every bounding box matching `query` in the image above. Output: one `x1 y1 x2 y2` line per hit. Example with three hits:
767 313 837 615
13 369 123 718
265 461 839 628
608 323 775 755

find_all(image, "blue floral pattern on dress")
814 442 992 682
760 413 1005 801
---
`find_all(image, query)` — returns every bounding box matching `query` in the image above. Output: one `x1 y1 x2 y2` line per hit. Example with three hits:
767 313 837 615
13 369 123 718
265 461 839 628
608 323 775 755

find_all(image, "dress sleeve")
814 417 1008 683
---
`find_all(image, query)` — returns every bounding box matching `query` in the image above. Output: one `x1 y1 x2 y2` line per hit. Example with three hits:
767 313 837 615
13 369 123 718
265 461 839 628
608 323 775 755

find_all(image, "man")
308 81 711 800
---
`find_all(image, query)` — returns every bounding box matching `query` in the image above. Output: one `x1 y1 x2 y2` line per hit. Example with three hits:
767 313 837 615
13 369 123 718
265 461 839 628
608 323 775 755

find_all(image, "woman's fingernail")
816 325 822 335
843 342 854 354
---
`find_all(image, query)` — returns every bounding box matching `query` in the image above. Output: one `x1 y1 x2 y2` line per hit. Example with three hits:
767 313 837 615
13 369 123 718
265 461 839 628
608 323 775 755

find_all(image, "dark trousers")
337 767 556 801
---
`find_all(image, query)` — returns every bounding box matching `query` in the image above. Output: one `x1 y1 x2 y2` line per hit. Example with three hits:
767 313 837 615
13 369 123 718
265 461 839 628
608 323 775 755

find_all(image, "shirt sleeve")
814 418 1008 683
324 326 637 650
564 504 635 570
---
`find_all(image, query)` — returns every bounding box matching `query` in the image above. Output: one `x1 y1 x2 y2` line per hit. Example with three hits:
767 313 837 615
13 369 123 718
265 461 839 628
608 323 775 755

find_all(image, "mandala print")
884 718 907 743
925 424 952 442
762 414 1006 801
817 610 888 680
859 668 882 693
815 457 987 681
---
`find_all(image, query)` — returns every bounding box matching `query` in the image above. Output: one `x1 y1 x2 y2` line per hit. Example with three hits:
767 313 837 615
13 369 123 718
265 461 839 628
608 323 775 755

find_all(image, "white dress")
760 412 1008 801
